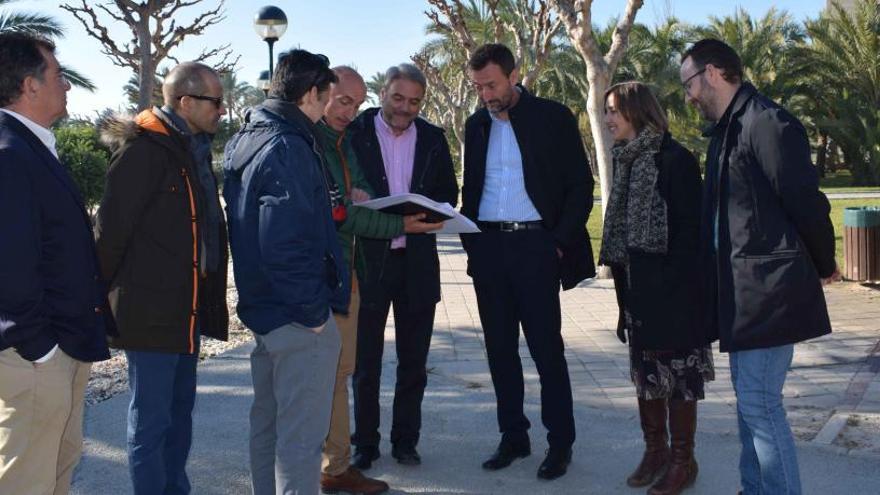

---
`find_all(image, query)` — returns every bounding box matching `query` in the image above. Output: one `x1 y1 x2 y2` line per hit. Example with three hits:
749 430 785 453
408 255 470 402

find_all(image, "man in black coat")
681 39 838 494
460 43 595 481
348 63 459 469
95 62 228 494
0 32 111 494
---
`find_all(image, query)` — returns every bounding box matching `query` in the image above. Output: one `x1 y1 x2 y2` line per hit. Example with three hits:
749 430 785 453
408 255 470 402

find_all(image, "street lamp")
253 6 288 79
257 70 271 97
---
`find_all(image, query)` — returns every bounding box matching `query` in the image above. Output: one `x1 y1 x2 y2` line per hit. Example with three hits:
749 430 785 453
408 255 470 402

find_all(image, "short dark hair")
681 38 743 84
468 43 516 76
269 49 337 103
604 81 668 134
0 32 55 107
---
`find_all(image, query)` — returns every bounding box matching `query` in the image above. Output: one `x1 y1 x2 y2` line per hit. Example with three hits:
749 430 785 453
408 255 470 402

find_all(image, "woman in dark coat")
600 81 715 495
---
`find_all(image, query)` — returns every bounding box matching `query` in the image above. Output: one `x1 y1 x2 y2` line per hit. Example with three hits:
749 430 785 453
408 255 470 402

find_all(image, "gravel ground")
84 269 253 405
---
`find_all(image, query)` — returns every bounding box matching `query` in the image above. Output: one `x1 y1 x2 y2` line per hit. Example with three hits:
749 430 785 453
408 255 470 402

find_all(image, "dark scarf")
157 106 222 274
599 128 667 266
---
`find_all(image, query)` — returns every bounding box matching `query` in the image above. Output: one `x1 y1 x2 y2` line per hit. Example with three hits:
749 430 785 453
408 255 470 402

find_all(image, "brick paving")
384 238 880 449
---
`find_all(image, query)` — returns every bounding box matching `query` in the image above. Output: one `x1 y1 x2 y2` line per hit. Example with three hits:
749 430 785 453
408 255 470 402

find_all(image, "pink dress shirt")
374 112 417 249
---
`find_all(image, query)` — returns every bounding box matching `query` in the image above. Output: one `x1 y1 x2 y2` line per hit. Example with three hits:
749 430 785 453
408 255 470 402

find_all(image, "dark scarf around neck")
598 128 668 266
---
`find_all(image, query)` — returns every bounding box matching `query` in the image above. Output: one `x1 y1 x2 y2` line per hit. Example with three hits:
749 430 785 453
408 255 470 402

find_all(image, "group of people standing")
0 29 837 495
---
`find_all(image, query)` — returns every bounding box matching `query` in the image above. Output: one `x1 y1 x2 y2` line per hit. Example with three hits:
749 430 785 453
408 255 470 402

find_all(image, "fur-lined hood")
99 108 171 150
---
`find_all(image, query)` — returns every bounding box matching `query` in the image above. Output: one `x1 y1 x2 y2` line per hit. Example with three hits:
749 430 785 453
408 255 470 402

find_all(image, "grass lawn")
819 170 880 194
586 197 880 271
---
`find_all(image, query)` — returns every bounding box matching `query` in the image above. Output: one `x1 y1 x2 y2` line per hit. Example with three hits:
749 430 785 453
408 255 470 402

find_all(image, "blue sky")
11 0 828 117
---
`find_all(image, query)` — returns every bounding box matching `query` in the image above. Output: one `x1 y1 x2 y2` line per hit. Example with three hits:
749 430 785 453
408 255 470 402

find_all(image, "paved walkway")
71 238 880 494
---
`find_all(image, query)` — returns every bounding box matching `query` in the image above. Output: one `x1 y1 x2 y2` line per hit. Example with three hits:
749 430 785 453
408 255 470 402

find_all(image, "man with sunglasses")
94 61 229 495
224 50 348 495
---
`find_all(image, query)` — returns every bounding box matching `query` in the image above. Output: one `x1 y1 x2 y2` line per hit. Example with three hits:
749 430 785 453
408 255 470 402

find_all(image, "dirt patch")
832 413 880 454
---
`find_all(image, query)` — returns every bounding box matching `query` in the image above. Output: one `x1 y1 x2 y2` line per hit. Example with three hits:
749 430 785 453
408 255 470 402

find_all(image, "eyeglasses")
681 68 706 94
177 94 224 109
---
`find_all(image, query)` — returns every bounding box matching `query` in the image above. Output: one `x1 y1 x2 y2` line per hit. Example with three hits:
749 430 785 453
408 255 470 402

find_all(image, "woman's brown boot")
627 398 670 487
648 400 698 495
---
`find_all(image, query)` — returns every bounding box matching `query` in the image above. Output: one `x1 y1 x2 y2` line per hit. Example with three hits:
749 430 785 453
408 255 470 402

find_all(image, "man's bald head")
162 62 218 109
324 65 367 132
333 66 366 89
161 62 225 134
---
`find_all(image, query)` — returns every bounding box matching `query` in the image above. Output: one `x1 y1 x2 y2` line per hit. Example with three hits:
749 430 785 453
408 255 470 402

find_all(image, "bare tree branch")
549 0 645 263
61 0 237 111
604 0 644 72
426 0 478 61
60 1 136 69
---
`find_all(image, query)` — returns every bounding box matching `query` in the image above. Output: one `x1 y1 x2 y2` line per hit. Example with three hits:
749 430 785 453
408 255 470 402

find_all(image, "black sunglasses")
178 94 224 109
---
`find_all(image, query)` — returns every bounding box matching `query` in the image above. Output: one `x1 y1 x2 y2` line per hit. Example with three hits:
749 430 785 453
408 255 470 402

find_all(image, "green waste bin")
843 206 880 281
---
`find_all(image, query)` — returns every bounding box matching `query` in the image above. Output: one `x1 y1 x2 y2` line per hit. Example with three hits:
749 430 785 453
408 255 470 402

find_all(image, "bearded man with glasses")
94 61 230 495
681 39 838 495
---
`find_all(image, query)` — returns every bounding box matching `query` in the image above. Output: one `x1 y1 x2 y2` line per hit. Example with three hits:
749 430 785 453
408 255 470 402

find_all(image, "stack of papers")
354 193 480 234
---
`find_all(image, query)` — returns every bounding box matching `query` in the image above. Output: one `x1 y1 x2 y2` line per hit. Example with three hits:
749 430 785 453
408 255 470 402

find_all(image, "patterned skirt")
629 346 715 401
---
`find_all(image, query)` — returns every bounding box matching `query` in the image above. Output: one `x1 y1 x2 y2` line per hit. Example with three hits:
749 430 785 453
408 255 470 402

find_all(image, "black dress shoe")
482 441 531 470
352 446 380 470
537 447 572 480
391 443 421 465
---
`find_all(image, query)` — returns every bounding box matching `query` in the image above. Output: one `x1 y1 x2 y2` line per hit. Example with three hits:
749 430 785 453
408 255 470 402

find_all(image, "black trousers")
352 250 435 448
467 229 575 448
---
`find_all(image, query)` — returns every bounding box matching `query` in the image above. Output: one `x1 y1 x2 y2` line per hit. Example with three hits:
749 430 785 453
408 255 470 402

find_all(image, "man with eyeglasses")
223 50 348 495
94 61 229 495
0 32 112 495
680 39 838 495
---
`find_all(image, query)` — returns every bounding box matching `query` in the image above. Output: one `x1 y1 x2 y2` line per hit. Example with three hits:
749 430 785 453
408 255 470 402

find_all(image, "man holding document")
348 63 459 469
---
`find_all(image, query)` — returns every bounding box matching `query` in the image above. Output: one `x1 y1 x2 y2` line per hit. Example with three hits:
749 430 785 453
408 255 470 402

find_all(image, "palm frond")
62 65 96 92
0 12 64 38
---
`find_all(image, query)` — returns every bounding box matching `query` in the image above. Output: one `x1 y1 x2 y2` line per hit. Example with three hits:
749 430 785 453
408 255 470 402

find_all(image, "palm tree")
0 0 63 36
365 71 385 105
795 0 880 185
693 7 805 104
220 71 258 124
123 69 165 111
0 0 95 91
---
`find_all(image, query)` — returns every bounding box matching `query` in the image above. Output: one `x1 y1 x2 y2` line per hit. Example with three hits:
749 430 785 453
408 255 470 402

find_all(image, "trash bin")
843 206 880 281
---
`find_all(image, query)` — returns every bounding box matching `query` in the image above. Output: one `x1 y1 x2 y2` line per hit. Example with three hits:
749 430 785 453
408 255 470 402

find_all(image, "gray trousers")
249 315 341 495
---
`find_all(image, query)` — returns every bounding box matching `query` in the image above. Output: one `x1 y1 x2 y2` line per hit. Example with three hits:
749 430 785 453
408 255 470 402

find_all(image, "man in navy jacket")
223 49 347 495
0 32 111 494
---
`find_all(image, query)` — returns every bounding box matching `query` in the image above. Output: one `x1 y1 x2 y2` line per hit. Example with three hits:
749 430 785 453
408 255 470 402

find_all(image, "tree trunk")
816 132 828 178
136 19 154 112
585 70 612 278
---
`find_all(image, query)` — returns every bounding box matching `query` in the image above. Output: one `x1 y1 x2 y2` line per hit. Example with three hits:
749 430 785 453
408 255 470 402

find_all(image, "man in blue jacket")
223 49 347 495
0 32 111 494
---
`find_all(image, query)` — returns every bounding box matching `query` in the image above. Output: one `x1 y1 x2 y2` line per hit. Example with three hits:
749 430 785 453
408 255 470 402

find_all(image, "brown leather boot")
648 400 698 495
320 466 389 494
627 398 670 487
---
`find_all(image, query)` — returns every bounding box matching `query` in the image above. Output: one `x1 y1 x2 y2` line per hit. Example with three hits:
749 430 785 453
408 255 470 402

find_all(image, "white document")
354 193 480 234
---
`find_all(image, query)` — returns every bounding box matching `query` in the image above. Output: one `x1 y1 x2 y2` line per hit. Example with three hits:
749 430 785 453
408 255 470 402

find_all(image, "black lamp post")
257 70 271 97
254 6 288 78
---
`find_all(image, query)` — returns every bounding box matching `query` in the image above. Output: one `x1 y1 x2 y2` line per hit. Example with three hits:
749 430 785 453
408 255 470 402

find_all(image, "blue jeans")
125 349 199 495
730 345 802 495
